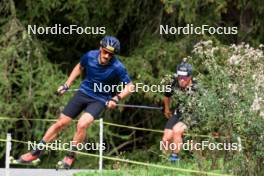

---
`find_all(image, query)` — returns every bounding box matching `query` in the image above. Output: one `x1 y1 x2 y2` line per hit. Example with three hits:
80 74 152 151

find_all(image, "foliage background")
0 0 264 175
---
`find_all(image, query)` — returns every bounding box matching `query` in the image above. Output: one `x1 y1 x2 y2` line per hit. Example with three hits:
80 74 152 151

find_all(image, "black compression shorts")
62 91 105 119
164 111 181 129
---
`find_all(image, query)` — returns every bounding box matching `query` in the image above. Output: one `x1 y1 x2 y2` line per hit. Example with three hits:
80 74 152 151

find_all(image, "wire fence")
0 137 232 176
0 116 240 175
0 116 235 139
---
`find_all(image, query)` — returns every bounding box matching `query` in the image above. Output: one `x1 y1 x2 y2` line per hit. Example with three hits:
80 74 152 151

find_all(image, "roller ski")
56 156 75 170
9 153 41 166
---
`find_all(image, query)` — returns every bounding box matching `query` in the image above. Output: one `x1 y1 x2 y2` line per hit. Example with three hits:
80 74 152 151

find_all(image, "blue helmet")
176 62 193 76
100 36 120 54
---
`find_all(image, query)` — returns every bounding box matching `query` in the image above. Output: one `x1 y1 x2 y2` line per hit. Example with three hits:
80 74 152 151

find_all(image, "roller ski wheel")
9 156 40 166
56 156 75 170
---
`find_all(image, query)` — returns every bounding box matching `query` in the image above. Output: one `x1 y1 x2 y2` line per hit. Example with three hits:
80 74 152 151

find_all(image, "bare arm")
163 96 172 118
57 63 83 95
65 63 83 87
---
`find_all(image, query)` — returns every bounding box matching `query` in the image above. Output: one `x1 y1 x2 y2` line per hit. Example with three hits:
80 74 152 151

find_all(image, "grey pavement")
0 168 94 176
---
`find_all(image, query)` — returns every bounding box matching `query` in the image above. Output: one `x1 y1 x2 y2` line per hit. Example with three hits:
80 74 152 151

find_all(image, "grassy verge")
74 160 228 176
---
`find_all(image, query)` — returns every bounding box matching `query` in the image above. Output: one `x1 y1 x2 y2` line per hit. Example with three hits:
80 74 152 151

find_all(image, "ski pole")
116 104 163 110
58 89 163 110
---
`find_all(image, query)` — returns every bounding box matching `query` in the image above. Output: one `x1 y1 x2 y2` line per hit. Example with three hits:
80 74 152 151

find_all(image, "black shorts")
62 91 105 119
164 110 182 129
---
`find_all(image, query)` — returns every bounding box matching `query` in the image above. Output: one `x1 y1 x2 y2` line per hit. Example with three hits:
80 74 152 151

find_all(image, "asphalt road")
0 168 93 176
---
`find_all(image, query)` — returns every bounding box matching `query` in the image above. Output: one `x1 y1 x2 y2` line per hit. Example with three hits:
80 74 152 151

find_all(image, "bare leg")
172 122 187 154
56 113 94 169
162 129 174 153
20 113 72 161
71 112 94 146
43 113 72 142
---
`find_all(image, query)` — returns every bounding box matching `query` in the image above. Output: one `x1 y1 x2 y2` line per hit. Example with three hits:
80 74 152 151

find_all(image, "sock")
31 139 46 156
66 145 78 158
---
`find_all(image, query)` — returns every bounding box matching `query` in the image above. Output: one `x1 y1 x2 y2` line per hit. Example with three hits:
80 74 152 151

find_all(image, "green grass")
75 169 190 176
74 160 228 176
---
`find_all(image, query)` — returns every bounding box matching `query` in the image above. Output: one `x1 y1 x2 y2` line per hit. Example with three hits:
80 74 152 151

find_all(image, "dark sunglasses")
178 75 190 80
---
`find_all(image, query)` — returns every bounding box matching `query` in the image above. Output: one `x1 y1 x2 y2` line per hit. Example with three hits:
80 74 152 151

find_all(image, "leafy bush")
183 40 264 175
